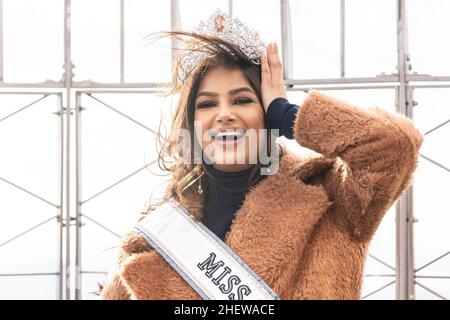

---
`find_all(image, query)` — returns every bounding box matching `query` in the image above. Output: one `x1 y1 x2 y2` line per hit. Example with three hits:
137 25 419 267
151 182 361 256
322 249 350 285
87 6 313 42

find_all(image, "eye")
196 101 216 109
233 97 253 105
196 97 253 109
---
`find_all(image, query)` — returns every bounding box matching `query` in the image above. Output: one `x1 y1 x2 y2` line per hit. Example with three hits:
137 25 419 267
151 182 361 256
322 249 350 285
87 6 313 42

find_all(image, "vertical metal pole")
395 0 414 300
405 86 416 299
120 0 124 83
64 0 72 300
396 192 409 299
228 0 233 17
340 0 345 78
57 93 64 300
75 92 82 300
0 0 4 82
280 0 293 80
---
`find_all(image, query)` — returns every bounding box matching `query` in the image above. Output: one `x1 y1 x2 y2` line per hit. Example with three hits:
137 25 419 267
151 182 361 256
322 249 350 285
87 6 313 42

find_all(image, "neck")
212 163 255 173
203 163 260 206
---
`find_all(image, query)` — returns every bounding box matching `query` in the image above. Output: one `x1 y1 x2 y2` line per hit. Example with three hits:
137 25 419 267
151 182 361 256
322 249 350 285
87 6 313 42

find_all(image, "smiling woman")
101 9 423 300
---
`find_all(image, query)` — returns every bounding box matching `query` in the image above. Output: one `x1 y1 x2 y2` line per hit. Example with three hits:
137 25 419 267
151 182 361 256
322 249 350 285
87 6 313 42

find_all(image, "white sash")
133 200 279 300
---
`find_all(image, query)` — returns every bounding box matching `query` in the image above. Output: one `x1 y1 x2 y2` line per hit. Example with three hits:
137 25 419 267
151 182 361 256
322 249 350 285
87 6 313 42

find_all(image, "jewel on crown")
178 9 266 82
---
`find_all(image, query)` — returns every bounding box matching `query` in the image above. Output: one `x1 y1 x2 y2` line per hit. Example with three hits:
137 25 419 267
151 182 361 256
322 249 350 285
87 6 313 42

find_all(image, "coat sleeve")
100 270 131 300
100 231 153 300
293 91 423 242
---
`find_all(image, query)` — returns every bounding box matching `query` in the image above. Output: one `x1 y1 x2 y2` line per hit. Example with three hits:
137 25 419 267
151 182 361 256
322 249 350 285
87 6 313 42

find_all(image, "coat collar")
121 148 336 299
179 147 336 222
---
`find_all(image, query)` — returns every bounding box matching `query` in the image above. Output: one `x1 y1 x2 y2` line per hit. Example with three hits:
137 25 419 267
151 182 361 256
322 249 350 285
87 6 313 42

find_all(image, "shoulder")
119 231 152 257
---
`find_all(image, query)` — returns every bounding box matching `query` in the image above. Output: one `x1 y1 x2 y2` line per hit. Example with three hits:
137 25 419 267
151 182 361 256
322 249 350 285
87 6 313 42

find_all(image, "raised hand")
261 42 288 113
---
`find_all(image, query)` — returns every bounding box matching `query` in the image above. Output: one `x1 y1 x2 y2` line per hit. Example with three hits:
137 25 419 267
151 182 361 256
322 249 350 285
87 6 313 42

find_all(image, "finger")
274 42 284 80
267 42 280 81
269 42 282 81
261 50 271 83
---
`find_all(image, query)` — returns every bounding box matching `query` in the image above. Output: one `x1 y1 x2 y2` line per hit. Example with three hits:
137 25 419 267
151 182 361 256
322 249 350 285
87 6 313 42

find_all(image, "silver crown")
178 9 266 82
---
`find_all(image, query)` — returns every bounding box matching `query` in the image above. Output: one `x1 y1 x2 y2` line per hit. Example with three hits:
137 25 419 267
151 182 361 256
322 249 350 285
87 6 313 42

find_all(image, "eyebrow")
196 87 255 98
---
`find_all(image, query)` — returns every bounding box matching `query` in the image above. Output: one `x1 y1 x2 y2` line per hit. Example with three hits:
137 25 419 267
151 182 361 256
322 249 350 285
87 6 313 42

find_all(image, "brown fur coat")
101 91 423 300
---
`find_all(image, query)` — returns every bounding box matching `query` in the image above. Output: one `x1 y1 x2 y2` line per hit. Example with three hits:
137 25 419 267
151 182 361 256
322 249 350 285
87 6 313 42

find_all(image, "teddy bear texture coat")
101 91 423 300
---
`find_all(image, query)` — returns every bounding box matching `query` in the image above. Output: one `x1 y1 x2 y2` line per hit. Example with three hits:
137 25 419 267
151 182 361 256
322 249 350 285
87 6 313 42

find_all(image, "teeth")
214 130 245 141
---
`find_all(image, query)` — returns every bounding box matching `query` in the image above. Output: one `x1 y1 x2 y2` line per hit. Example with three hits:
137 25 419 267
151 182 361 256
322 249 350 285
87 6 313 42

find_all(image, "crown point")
214 15 225 32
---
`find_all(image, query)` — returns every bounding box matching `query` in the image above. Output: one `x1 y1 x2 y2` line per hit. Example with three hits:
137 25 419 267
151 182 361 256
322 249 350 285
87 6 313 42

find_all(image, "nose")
216 103 236 124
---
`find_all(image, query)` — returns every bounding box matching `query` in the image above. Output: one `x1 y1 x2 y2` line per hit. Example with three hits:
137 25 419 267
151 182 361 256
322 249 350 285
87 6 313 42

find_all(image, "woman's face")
194 66 266 172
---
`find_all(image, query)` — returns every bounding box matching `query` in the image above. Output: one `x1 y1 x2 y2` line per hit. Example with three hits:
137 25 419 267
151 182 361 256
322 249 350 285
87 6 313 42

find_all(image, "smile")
212 129 246 147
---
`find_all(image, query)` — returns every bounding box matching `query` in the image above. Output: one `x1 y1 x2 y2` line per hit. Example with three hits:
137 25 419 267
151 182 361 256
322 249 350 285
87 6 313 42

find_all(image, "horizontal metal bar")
76 89 162 94
81 161 157 205
0 94 49 123
71 77 447 88
0 176 60 208
415 251 450 272
85 93 159 135
80 270 108 275
286 76 400 85
0 91 62 95
365 274 396 277
415 281 448 300
361 280 396 299
80 214 121 239
2 82 450 91
0 83 446 91
287 85 398 91
407 75 450 82
411 84 450 89
415 275 450 279
423 120 449 136
0 215 58 248
0 272 59 277
2 75 450 89
420 154 450 172
0 81 165 88
80 85 401 93
73 82 167 88
0 82 65 88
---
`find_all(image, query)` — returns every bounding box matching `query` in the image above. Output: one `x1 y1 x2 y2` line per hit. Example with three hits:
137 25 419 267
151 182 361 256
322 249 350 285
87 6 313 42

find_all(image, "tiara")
178 9 266 82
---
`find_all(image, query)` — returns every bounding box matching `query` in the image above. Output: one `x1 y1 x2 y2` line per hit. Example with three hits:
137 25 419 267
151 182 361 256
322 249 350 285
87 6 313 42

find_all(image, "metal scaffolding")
0 0 448 300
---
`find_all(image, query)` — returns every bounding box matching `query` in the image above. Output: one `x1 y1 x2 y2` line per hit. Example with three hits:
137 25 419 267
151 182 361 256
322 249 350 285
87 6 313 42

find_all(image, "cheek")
193 112 210 146
241 107 265 130
241 109 266 152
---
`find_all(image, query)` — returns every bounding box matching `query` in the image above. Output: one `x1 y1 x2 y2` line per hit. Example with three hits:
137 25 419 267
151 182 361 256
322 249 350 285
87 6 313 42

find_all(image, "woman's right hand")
261 42 287 114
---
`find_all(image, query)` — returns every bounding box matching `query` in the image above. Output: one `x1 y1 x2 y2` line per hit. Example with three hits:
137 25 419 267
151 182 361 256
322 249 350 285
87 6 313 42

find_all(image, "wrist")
266 98 292 129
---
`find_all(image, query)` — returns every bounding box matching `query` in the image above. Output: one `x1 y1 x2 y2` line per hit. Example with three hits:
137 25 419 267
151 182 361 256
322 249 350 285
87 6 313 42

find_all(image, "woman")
101 10 423 300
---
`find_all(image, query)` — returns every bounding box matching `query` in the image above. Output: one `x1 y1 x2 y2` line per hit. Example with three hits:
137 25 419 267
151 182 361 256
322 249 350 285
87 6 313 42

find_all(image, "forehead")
198 67 251 92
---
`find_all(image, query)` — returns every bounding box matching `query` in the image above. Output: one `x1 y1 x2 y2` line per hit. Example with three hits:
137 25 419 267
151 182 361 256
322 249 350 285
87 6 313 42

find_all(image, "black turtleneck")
201 98 299 240
202 164 265 240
